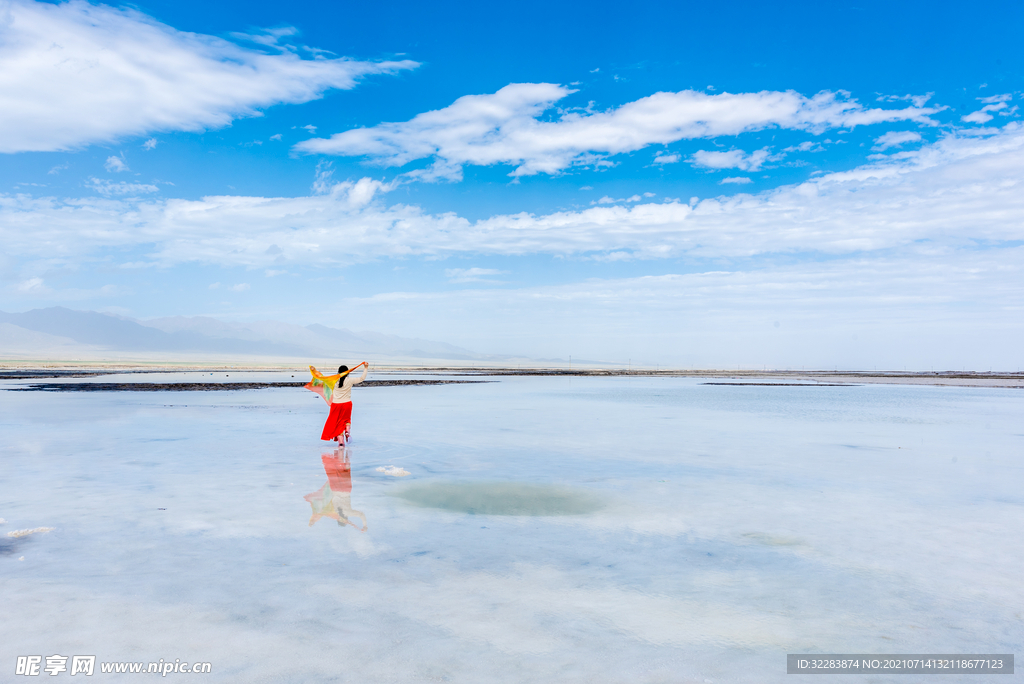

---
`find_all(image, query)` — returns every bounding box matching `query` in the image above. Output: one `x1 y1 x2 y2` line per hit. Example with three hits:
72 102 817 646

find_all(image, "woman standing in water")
320 362 368 444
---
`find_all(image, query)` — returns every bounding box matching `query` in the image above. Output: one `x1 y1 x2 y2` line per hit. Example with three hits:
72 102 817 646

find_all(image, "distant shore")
6 379 493 392
1 365 1021 389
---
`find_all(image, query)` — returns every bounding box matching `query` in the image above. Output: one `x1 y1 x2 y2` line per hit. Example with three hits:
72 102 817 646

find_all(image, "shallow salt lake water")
1 374 1022 682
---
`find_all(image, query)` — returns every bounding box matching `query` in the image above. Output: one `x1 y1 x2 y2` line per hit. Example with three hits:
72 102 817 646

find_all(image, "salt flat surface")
1 376 1021 682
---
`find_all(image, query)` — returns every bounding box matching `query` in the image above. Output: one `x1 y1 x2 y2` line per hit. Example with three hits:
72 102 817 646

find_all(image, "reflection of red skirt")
320 401 353 440
322 455 352 493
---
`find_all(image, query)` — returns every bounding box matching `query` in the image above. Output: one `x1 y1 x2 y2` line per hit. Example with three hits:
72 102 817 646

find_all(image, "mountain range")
0 307 483 363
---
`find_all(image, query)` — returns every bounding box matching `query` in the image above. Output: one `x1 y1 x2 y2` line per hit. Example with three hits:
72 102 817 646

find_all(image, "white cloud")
962 110 995 124
720 177 753 185
0 0 418 153
16 277 45 292
294 83 941 180
88 178 159 197
9 276 118 300
782 141 821 153
593 194 644 205
444 267 506 283
311 160 335 195
4 124 1024 269
872 131 922 151
962 95 1013 124
690 148 772 171
979 94 1012 105
303 124 318 133
142 138 158 150
269 134 283 141
652 153 680 165
876 93 934 108
104 155 129 173
230 283 250 292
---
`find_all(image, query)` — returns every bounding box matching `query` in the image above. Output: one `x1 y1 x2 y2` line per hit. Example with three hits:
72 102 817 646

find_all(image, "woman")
320 362 368 444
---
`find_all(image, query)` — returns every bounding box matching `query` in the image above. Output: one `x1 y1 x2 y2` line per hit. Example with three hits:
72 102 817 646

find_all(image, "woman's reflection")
303 447 367 532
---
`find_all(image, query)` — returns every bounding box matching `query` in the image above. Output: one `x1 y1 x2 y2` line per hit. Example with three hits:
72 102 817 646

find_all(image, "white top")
331 365 367 403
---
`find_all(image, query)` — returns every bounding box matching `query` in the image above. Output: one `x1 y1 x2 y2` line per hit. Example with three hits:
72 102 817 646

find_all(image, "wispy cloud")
4 124 1024 269
782 140 825 153
16 277 45 293
876 93 934 108
104 154 129 173
142 138 158 150
690 148 772 171
720 176 752 185
962 94 1015 124
979 94 1012 105
444 267 507 283
593 194 646 205
311 160 335 195
872 131 922 151
10 276 119 301
0 0 417 153
294 83 941 180
88 177 159 196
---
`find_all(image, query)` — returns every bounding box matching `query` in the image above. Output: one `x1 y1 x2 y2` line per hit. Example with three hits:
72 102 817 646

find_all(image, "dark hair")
338 365 349 375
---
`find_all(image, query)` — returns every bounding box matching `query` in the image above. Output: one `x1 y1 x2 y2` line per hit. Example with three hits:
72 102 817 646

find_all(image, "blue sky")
2 0 1023 368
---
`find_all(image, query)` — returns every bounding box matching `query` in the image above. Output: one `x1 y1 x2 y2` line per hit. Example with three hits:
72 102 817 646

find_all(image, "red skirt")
320 401 353 441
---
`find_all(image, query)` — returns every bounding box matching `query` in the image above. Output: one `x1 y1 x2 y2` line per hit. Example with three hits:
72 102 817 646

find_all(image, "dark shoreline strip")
0 371 114 379
5 380 493 392
700 382 855 386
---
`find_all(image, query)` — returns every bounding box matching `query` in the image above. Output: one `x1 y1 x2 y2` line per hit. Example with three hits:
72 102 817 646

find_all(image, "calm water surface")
1 374 1021 682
